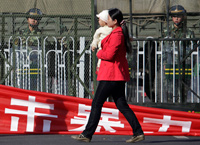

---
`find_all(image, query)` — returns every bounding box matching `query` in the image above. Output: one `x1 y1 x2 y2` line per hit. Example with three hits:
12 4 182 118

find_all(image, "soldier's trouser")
161 70 191 103
156 69 178 102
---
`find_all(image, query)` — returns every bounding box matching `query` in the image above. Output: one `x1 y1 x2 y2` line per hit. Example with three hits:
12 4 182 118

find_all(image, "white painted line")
173 136 189 139
144 131 154 134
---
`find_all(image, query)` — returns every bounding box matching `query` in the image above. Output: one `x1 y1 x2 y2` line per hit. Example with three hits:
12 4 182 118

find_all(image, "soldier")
163 5 194 38
15 8 43 91
17 8 43 46
21 8 43 48
161 5 195 102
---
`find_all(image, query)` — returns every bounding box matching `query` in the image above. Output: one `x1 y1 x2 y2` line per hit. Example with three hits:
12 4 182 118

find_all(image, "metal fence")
0 0 98 97
3 36 93 98
2 35 200 104
0 10 95 98
126 38 200 104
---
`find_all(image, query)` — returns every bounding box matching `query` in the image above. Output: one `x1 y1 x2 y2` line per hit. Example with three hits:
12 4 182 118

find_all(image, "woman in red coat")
72 8 144 143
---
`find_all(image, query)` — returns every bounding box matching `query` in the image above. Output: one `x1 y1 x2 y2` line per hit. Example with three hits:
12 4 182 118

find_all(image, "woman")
71 8 144 143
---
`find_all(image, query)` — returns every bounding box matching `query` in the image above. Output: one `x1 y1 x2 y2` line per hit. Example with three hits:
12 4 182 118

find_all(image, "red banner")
0 85 200 136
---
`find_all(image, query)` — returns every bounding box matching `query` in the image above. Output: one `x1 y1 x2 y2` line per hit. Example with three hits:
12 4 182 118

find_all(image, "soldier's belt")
165 64 191 79
17 68 41 75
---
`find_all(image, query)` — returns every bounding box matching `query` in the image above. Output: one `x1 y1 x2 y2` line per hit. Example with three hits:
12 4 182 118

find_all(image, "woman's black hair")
108 8 132 54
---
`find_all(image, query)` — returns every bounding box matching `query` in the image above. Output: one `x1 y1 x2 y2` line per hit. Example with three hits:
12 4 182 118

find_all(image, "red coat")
96 26 130 81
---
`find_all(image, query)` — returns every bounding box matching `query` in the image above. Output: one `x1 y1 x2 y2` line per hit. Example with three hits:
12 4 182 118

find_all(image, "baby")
91 10 112 73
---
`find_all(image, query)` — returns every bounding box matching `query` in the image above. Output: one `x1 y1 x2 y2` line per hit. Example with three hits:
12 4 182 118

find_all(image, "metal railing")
1 36 200 104
128 37 200 103
2 36 93 98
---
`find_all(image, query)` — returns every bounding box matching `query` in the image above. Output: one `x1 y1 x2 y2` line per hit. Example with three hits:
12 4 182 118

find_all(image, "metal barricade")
4 36 93 98
2 36 200 104
130 37 200 103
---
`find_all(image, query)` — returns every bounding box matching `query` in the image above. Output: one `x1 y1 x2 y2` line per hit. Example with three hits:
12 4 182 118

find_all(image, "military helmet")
26 8 43 21
169 5 187 27
169 5 186 16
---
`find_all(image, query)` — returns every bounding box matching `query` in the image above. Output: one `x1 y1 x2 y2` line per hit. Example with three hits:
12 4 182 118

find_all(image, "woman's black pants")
82 81 143 139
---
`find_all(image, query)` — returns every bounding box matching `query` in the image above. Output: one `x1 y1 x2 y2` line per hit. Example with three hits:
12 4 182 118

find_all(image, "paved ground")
0 135 200 145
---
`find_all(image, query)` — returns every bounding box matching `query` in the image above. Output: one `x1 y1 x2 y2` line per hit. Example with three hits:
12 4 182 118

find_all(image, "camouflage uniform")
160 5 195 102
162 24 195 64
17 27 42 48
15 27 42 91
17 27 42 59
161 23 195 102
14 8 43 91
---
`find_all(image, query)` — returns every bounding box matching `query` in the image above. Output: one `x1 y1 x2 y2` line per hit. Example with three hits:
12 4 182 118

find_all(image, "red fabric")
96 27 130 81
0 85 200 136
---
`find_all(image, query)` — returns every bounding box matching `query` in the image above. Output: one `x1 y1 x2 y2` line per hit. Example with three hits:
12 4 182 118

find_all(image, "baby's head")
96 10 109 26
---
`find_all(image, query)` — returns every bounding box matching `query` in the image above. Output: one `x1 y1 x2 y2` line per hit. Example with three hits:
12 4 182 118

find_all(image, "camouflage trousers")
156 68 191 103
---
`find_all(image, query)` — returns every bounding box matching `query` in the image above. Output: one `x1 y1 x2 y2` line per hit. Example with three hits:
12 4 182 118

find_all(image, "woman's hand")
91 46 96 52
